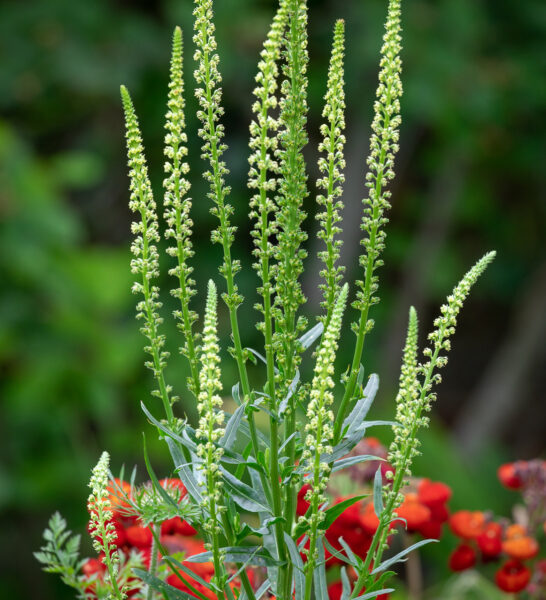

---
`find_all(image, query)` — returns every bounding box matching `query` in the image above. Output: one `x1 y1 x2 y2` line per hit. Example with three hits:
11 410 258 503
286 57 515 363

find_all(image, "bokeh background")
1 0 544 597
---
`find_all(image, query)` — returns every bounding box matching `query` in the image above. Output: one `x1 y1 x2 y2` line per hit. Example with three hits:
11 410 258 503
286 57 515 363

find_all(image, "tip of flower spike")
120 85 133 113
206 279 217 304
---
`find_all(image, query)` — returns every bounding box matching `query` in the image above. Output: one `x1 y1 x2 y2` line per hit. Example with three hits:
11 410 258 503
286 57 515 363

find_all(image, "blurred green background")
1 0 544 597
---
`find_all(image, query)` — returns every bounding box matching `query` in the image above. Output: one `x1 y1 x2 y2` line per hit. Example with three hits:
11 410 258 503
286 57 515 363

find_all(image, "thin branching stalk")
316 20 346 330
333 0 403 444
121 85 174 424
164 26 201 398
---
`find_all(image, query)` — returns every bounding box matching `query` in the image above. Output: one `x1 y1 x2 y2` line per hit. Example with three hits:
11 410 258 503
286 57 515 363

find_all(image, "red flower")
476 522 502 558
495 560 531 593
161 517 198 537
448 544 477 571
159 478 187 496
324 499 370 564
418 479 452 507
82 558 106 577
417 519 443 540
328 581 343 600
497 463 523 490
297 484 312 516
449 510 485 539
126 524 152 549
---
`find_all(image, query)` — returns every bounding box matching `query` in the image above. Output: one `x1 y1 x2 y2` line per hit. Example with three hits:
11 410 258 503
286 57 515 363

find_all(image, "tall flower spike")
163 27 200 398
273 0 309 381
195 280 228 591
121 85 174 423
249 0 288 336
87 452 125 600
300 284 349 599
333 0 403 443
192 0 240 308
316 19 346 329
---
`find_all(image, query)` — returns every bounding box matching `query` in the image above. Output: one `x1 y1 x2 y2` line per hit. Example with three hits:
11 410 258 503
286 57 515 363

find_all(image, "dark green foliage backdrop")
0 0 544 597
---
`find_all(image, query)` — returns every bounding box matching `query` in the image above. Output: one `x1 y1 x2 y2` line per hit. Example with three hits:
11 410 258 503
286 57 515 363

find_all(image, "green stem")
332 105 392 445
146 524 161 600
171 138 201 397
139 204 174 425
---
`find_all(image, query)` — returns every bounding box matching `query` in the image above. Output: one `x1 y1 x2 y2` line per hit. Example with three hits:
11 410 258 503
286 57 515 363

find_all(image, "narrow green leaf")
185 546 283 567
221 468 271 514
299 322 324 349
143 434 179 510
372 539 438 574
134 568 198 600
166 437 202 504
332 455 384 474
354 590 395 600
313 538 328 600
284 533 305 600
373 466 383 518
342 374 379 435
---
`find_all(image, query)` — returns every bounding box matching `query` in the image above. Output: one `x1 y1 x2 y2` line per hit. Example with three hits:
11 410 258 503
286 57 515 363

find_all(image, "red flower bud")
448 544 477 571
497 463 523 490
477 522 502 558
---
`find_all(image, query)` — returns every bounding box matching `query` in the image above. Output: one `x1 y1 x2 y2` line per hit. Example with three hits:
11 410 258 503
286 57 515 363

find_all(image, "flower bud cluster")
354 0 403 320
273 0 309 378
87 452 127 600
299 284 348 548
163 27 200 396
248 1 288 326
316 20 346 329
195 281 226 536
193 0 241 310
121 86 172 409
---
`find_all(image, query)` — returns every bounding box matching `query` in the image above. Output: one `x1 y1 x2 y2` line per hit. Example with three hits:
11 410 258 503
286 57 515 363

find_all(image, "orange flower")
448 544 476 571
394 494 431 533
449 510 485 539
495 560 531 593
502 536 539 560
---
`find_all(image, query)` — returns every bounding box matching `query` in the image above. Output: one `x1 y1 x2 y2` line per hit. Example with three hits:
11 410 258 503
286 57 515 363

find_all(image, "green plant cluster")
35 0 497 599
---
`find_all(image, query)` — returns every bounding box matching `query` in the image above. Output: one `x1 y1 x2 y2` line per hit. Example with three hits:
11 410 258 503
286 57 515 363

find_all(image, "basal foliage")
37 0 495 599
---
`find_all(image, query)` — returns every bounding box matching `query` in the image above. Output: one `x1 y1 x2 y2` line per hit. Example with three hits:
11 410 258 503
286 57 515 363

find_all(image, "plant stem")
146 524 161 600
